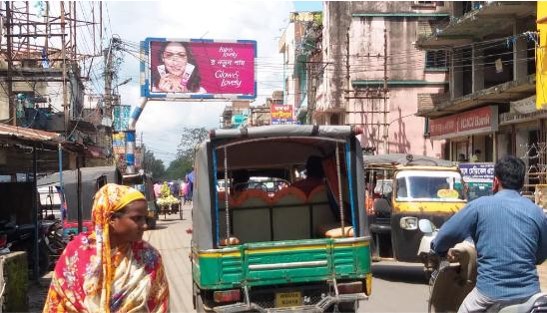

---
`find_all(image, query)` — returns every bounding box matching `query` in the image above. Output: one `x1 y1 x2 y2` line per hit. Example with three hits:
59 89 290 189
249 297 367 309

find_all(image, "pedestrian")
170 180 180 198
153 180 162 198
186 169 195 204
432 155 547 312
470 149 481 163
180 179 189 205
43 183 169 313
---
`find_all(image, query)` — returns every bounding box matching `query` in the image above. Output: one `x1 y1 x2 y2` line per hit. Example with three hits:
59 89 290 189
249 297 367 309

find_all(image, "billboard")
270 104 294 125
113 105 131 132
142 38 257 100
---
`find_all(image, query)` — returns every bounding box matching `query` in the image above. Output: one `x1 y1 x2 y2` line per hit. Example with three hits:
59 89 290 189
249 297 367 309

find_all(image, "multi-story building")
312 2 448 156
278 11 323 124
416 2 544 189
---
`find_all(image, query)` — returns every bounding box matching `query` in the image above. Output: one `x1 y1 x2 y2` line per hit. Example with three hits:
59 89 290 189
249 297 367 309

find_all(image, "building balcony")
417 2 535 49
417 93 450 115
419 74 535 118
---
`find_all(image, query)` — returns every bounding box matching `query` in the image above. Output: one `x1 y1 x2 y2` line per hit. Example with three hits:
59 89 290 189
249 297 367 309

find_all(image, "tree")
163 127 208 180
142 146 166 179
177 127 209 162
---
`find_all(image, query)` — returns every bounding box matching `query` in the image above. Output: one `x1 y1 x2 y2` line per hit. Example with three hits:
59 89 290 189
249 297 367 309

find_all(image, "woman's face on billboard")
162 42 188 77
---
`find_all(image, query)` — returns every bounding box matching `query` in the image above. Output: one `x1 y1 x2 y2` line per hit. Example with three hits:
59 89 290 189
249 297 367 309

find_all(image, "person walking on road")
432 155 547 313
43 183 169 313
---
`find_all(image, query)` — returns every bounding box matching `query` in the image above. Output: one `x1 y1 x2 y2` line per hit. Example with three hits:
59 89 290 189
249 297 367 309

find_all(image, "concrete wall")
316 1 351 112
1 252 28 312
330 1 445 156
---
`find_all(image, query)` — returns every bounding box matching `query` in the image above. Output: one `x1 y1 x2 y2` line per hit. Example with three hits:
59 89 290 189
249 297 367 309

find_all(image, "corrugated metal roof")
0 123 61 143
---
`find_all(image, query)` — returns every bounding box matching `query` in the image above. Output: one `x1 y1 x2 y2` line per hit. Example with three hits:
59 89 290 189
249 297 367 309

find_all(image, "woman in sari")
43 183 169 313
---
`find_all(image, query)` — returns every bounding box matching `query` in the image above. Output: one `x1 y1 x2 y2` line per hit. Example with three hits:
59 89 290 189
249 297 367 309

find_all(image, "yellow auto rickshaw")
364 154 466 264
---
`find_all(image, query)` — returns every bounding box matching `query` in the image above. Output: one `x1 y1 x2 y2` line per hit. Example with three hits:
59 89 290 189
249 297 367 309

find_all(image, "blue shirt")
432 189 547 300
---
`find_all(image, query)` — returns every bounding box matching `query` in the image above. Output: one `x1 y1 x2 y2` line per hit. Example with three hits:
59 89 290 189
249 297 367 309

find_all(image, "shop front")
429 106 498 162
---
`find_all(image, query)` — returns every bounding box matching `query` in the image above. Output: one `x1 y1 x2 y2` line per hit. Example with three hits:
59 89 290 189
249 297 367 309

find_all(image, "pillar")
450 48 463 99
513 19 528 82
472 44 484 93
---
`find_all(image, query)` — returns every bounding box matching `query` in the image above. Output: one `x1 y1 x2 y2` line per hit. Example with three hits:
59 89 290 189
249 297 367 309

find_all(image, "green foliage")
142 147 166 179
177 127 209 161
164 157 192 181
162 127 208 180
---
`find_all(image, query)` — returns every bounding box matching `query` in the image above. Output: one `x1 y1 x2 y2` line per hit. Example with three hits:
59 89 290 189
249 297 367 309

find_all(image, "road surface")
147 204 430 313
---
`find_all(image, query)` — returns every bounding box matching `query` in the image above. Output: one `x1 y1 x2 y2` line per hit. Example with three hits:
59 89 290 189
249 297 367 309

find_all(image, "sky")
107 1 323 166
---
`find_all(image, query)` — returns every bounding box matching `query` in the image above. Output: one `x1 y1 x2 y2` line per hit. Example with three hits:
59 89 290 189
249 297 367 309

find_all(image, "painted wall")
318 1 448 157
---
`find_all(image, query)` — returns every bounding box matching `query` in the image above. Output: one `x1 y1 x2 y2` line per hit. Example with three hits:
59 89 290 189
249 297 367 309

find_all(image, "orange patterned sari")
43 184 169 313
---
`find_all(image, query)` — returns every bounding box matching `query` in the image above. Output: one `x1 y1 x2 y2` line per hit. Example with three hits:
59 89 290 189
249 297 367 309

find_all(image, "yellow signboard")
537 2 547 109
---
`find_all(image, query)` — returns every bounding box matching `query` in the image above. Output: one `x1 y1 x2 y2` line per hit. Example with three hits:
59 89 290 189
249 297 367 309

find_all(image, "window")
413 1 437 7
425 50 448 69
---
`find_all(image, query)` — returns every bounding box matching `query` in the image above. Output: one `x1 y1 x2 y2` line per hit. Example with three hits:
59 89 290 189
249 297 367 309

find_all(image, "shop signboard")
429 106 498 139
142 38 257 100
459 162 494 201
270 104 294 125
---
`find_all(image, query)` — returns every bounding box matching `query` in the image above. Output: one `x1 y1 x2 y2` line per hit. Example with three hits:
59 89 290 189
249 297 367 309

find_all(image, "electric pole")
383 28 389 154
5 2 14 126
346 27 351 127
61 3 68 135
104 38 115 165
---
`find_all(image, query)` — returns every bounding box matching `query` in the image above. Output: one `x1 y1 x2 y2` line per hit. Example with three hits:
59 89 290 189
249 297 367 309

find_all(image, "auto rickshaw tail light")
213 289 241 303
365 273 372 296
338 281 362 294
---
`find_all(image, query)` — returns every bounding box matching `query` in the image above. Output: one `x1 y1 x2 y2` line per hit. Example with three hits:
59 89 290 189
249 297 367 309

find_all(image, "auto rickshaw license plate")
147 211 155 218
275 292 302 308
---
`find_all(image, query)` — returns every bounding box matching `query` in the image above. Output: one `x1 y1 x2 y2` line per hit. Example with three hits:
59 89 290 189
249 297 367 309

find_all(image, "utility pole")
382 28 389 154
5 2 14 126
61 2 68 135
104 38 115 165
345 28 350 126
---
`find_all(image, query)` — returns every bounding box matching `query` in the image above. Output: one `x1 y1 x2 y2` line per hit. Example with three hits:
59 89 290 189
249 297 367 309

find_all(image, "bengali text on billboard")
270 104 294 125
142 38 256 100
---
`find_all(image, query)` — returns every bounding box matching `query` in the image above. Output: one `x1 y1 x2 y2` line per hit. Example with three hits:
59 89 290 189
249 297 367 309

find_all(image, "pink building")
312 2 450 157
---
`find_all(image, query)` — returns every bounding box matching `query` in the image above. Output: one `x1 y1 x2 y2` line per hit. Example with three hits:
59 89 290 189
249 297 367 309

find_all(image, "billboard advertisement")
113 105 131 132
142 38 257 100
270 104 294 125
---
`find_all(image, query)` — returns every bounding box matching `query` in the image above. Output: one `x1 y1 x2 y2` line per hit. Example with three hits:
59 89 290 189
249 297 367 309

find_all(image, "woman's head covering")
91 183 146 312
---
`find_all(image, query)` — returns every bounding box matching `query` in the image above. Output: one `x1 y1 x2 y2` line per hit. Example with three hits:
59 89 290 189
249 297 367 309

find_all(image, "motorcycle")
0 220 50 277
417 219 547 313
40 218 67 261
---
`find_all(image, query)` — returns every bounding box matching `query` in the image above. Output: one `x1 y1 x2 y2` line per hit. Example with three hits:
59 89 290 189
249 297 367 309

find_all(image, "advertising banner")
113 105 131 132
270 104 294 125
112 132 126 155
142 38 257 100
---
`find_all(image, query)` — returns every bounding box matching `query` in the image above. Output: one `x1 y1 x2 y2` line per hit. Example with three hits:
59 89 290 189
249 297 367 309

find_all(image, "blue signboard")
459 162 495 201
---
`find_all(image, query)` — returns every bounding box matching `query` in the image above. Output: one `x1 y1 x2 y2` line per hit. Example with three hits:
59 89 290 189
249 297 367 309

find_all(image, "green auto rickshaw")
191 125 372 312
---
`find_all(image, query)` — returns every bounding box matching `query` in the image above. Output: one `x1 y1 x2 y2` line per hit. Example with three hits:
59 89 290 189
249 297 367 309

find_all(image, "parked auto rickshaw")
191 125 372 312
122 172 159 229
38 166 122 236
363 154 466 266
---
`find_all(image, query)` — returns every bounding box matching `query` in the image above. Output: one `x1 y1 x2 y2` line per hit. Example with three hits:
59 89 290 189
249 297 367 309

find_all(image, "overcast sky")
107 1 322 166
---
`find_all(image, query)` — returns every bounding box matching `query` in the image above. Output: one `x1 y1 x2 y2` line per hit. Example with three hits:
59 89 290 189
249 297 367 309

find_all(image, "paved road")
148 204 430 313
144 205 195 313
